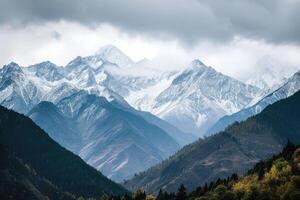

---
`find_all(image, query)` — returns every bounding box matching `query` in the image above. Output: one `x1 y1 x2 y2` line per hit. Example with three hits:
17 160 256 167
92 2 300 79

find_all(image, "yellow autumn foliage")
145 195 156 200
264 158 291 185
233 175 259 194
293 148 300 170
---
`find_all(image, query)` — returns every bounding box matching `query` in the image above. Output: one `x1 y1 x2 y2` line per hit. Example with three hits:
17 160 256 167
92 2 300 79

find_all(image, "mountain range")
0 46 194 182
1 44 299 185
0 45 265 140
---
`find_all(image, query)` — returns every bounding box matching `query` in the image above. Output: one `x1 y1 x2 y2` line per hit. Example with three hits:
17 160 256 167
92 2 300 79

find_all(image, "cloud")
0 22 161 67
51 31 61 40
0 1 299 84
1 21 299 83
0 0 299 45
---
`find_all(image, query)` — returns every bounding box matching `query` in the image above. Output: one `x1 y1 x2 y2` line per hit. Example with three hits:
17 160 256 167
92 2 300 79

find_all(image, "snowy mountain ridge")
0 45 265 139
206 69 300 136
3 44 299 183
136 59 262 136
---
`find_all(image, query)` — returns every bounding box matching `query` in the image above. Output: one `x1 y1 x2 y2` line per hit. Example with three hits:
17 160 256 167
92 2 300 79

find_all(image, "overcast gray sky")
1 0 300 81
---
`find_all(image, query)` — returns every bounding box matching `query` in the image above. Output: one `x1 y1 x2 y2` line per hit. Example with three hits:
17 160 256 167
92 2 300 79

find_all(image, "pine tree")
101 193 109 200
133 189 146 200
257 164 265 180
156 189 165 200
121 194 132 200
176 184 187 200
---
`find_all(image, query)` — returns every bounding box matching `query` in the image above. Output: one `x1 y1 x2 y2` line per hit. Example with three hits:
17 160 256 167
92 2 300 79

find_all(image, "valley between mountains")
1 45 300 199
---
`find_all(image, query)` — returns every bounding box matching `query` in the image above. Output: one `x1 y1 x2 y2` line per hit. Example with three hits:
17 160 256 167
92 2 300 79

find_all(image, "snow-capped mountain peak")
151 61 261 136
0 62 26 85
0 62 44 114
30 61 57 68
190 59 206 68
175 59 215 80
65 56 86 70
95 45 133 67
1 62 23 75
26 61 64 82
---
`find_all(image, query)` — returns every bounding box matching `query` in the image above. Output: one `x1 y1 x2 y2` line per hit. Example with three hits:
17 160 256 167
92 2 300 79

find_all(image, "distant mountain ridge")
206 69 300 136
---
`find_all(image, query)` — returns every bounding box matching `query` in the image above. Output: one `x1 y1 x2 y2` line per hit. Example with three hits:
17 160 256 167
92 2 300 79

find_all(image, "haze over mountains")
1 44 300 185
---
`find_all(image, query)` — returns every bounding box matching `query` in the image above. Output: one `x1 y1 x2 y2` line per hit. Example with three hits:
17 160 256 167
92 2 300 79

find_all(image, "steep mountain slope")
131 110 196 146
0 62 43 114
0 105 128 199
27 101 81 152
206 70 300 136
148 60 261 137
28 91 180 182
125 89 300 194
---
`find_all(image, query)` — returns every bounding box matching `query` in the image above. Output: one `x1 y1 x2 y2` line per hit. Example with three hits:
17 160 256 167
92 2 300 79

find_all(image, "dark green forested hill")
125 90 300 194
151 143 300 200
0 150 76 200
0 105 128 199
